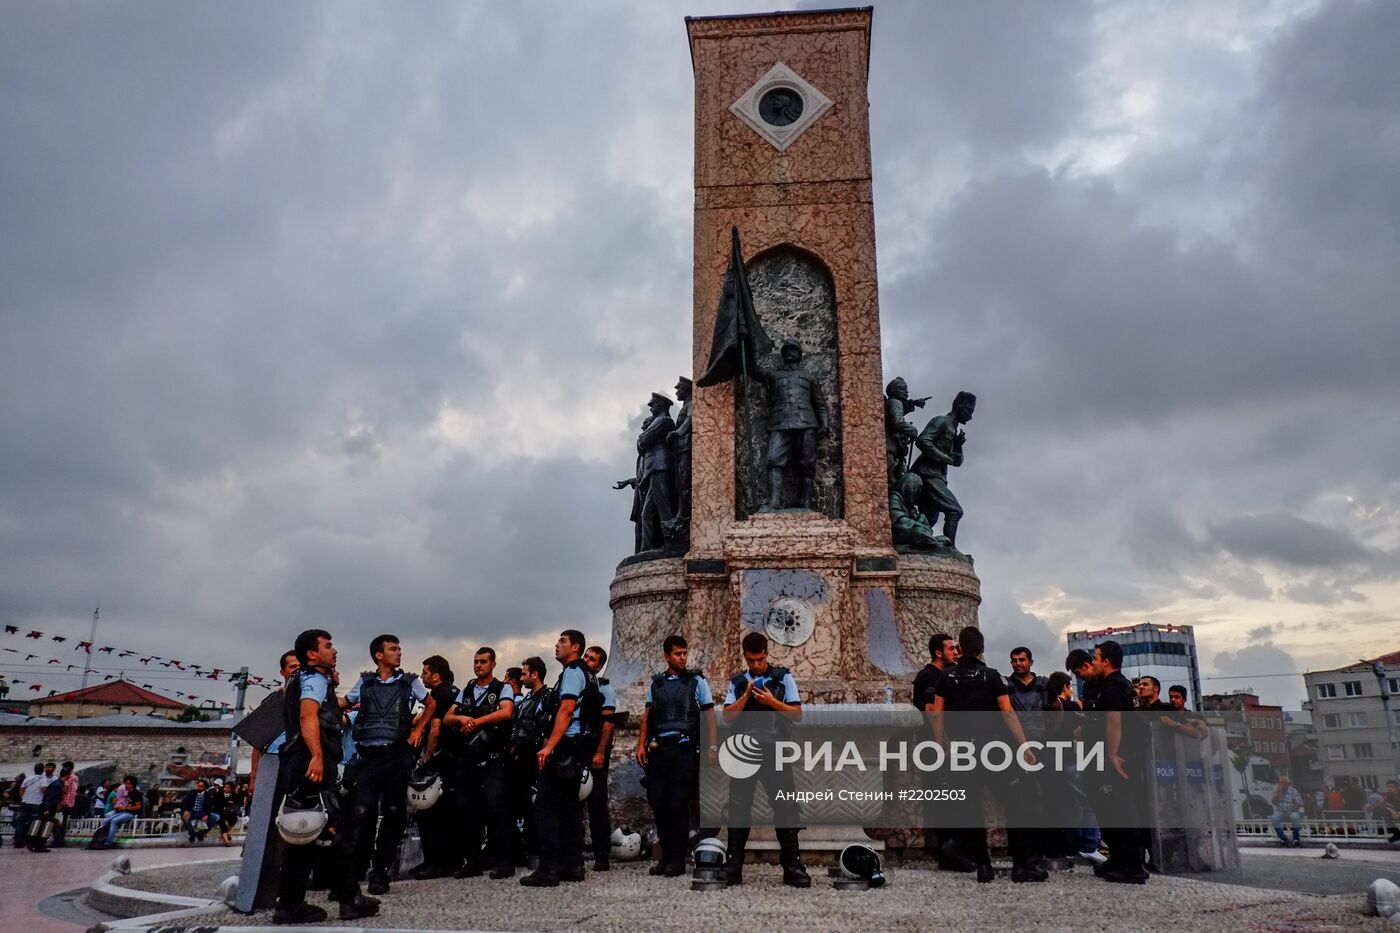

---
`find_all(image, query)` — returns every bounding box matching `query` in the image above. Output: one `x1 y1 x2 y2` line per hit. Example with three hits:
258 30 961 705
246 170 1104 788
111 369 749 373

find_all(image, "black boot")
777 829 811 888
724 828 749 886
766 470 785 511
942 518 959 547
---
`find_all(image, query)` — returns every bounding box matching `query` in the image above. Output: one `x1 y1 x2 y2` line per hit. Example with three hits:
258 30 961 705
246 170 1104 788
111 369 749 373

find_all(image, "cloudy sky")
2 0 1397 708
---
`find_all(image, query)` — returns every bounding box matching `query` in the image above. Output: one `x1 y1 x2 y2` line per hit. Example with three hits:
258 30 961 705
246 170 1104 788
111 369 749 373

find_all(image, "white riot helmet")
692 836 727 870
275 791 328 846
578 766 593 801
838 843 885 888
610 827 643 861
406 765 443 811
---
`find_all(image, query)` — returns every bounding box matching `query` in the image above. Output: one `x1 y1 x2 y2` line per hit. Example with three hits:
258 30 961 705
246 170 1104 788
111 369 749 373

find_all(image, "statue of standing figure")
908 390 975 548
664 376 692 539
755 339 829 511
613 392 678 553
884 377 929 490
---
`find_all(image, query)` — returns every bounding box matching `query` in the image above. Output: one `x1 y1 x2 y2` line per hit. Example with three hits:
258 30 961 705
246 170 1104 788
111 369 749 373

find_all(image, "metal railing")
1236 813 1393 842
4 807 246 841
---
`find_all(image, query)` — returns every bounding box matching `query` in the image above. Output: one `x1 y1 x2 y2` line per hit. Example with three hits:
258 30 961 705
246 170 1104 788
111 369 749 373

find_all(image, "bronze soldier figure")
665 377 692 538
754 340 828 511
884 377 929 490
614 393 679 553
909 391 975 547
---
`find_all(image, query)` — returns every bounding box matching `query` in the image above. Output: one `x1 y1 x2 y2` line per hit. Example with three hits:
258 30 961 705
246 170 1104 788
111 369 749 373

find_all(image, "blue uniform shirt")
599 680 618 712
557 665 587 737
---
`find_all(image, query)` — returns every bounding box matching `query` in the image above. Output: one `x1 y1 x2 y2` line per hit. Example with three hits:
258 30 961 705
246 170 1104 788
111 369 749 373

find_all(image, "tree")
175 705 209 723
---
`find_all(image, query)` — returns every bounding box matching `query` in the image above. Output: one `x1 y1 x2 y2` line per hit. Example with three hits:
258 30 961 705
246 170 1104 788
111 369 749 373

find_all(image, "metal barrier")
4 806 246 841
1236 815 1391 842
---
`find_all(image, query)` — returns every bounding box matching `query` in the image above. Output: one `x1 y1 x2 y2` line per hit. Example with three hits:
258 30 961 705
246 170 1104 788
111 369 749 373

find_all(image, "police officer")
344 634 429 895
445 646 516 879
409 655 458 880
721 631 810 888
509 656 553 869
582 645 616 871
931 626 1046 883
274 629 378 925
912 632 967 867
1085 639 1150 884
636 634 716 877
520 630 602 887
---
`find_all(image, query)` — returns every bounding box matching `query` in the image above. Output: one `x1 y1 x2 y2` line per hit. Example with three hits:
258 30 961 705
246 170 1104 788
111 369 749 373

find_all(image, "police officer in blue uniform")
636 634 716 877
509 656 553 868
274 629 378 925
445 646 516 879
344 634 428 895
721 631 811 888
520 629 603 887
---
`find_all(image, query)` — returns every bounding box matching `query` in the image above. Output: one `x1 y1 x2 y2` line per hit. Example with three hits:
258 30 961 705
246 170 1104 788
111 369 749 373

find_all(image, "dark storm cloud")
1 0 1398 703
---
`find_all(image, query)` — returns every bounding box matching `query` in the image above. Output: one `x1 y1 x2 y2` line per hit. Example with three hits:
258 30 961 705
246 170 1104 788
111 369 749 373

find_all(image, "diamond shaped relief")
729 62 833 152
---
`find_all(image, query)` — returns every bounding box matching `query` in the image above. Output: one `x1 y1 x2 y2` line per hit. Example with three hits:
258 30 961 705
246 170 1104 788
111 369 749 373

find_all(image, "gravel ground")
107 857 241 895
183 861 1384 932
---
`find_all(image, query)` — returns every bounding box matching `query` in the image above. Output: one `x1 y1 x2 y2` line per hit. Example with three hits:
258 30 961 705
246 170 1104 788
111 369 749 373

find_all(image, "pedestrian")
636 634 715 877
16 762 53 851
28 763 66 852
344 633 428 896
721 631 811 888
272 628 378 925
1269 775 1305 847
49 760 79 847
182 779 219 842
87 775 142 849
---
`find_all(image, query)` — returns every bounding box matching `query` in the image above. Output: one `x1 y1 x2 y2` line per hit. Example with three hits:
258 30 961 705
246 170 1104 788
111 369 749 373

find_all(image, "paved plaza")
4 842 1397 931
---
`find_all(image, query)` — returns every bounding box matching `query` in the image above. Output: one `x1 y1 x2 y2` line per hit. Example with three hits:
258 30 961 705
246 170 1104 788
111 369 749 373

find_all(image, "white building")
1066 622 1202 708
1302 650 1400 791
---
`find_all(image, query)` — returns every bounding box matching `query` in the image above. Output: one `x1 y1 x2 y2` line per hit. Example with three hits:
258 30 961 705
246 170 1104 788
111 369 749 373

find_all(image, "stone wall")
0 724 232 785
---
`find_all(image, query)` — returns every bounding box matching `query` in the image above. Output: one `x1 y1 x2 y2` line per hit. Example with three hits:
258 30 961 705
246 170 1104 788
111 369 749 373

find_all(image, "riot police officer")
408 655 458 880
344 634 428 895
509 656 553 868
636 634 715 877
445 647 516 879
520 630 603 887
274 629 378 924
582 645 617 871
721 631 810 888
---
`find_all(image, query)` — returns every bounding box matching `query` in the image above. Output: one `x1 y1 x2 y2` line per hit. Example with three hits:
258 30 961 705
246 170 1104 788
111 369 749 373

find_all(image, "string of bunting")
0 623 279 701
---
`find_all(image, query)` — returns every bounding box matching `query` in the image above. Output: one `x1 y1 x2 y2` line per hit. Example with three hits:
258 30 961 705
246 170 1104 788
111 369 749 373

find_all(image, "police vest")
550 661 603 740
461 679 510 757
511 686 554 753
283 669 344 765
352 672 416 747
649 670 702 737
728 666 793 739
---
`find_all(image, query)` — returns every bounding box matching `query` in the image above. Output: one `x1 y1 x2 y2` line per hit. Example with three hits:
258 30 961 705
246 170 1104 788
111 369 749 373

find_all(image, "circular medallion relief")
764 596 816 647
758 87 804 127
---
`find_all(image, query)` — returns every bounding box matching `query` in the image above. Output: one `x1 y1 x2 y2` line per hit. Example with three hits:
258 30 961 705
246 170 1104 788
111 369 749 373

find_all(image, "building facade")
1066 622 1202 708
26 678 187 720
1203 690 1288 771
1302 651 1400 792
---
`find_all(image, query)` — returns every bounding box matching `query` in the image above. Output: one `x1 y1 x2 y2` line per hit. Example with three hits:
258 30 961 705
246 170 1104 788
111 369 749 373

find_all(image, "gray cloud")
2 1 1399 701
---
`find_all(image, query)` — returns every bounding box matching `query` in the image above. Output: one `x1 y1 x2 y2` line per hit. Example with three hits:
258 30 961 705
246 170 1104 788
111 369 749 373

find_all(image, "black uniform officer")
520 630 603 887
345 634 428 895
446 646 517 879
409 655 458 880
1086 639 1149 884
913 632 968 867
507 656 553 868
721 631 811 888
274 629 378 925
931 626 1047 883
582 646 618 871
636 634 716 877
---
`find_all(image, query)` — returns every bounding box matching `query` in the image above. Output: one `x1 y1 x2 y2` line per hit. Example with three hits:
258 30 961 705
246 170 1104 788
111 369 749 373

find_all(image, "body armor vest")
461 679 509 757
550 660 602 740
728 666 793 740
283 669 344 765
649 670 701 737
351 672 415 747
511 685 554 753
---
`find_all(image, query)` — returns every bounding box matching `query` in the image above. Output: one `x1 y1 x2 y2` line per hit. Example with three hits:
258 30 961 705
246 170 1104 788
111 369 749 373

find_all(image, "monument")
608 7 980 710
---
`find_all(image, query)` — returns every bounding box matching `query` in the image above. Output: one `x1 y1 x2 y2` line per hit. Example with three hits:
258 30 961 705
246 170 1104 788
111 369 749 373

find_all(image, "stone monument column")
608 8 980 711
